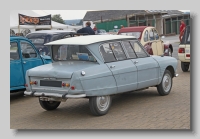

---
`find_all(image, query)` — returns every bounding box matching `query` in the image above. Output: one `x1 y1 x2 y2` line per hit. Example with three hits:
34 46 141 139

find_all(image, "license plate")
40 80 62 87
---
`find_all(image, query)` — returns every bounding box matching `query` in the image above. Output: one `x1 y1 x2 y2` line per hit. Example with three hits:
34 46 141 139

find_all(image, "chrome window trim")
98 39 134 63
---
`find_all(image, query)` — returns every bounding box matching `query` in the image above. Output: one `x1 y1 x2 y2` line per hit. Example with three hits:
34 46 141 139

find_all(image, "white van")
178 25 190 72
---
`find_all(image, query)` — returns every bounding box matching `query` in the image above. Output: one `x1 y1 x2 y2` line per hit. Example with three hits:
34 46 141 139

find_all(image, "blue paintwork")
10 36 51 92
25 38 178 97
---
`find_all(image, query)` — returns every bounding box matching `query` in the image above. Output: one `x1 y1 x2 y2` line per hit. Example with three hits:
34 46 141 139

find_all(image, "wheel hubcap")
162 73 172 92
96 96 110 111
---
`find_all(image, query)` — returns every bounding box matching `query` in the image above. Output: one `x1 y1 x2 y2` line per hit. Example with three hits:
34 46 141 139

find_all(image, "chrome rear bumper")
24 91 86 99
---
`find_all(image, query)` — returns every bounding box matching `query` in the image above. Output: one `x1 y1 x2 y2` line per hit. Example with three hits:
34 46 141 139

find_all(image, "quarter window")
20 41 37 58
144 30 148 42
109 42 127 61
122 41 137 59
130 41 148 58
149 29 155 41
100 44 116 63
10 42 19 60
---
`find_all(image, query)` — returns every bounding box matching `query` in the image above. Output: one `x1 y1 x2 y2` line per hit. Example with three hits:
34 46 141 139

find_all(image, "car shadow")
32 90 160 118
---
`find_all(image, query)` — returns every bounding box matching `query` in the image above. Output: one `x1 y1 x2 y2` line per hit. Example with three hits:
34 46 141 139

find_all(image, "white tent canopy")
10 10 82 34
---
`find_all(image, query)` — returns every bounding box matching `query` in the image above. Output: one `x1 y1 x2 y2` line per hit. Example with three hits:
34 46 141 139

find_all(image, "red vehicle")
118 26 173 56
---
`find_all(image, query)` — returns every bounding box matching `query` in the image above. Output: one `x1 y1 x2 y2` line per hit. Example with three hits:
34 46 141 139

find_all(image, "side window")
122 41 137 59
100 44 116 63
10 42 19 60
144 30 148 42
149 29 155 41
63 34 71 39
109 42 127 61
153 29 159 40
20 41 37 58
130 41 148 58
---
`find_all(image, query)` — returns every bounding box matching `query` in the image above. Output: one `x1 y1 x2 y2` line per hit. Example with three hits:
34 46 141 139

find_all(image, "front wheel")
39 99 61 111
89 95 112 116
157 70 172 96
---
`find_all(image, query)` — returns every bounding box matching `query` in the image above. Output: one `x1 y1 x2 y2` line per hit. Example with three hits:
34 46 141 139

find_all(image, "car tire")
168 48 172 57
89 95 112 116
157 70 172 96
181 62 190 72
39 99 61 111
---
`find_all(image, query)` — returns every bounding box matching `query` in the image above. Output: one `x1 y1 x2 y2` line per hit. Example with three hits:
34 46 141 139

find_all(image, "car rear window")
52 45 97 62
29 38 44 44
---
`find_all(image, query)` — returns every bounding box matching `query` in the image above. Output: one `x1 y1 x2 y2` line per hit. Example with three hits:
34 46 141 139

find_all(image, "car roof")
45 35 136 46
118 26 153 33
10 36 30 41
26 30 76 36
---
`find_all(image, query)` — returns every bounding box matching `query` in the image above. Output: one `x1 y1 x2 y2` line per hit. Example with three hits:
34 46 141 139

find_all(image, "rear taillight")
71 86 75 90
30 81 37 85
186 54 190 57
62 83 70 87
178 48 185 53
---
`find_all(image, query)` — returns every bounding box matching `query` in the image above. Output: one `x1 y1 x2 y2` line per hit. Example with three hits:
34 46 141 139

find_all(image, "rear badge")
43 78 56 80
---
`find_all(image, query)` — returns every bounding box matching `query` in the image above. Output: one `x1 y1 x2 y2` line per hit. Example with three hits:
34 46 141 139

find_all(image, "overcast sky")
33 10 190 20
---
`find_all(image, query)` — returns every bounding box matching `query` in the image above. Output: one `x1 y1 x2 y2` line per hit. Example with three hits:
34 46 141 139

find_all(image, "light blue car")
10 36 51 93
24 35 178 116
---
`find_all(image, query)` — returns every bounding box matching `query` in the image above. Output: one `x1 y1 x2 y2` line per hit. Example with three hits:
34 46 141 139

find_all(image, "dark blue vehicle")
25 30 88 56
10 36 52 92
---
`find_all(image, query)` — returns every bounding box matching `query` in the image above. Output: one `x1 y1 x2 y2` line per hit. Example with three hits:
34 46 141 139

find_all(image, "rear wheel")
181 62 190 72
168 48 172 57
89 95 112 116
157 70 172 96
39 99 61 111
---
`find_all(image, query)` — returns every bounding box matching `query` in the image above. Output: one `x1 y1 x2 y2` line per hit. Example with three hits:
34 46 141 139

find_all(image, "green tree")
51 14 65 24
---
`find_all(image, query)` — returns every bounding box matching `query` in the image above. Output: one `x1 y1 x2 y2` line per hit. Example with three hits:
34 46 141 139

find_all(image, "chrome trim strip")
24 91 86 98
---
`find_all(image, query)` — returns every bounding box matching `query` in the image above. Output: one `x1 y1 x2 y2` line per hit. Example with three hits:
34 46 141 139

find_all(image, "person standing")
179 19 186 42
93 25 98 34
77 21 95 35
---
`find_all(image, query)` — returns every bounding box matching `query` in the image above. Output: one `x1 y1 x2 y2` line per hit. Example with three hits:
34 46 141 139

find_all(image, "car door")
153 29 164 55
10 41 25 90
129 40 159 89
100 42 138 93
20 40 44 78
149 29 158 55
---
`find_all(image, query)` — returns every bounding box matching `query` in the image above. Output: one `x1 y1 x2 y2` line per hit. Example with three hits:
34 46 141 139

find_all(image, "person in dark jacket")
77 21 95 35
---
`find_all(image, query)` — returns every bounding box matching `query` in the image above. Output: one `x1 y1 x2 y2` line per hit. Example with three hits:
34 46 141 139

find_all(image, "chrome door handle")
23 61 26 64
110 65 115 68
134 61 138 64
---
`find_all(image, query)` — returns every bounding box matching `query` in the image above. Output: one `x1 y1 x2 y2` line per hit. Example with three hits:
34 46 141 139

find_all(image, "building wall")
163 14 190 35
96 19 127 32
129 14 163 34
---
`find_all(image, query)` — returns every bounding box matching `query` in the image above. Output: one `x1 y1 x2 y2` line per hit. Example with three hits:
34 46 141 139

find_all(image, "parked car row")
10 27 183 116
10 31 88 93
